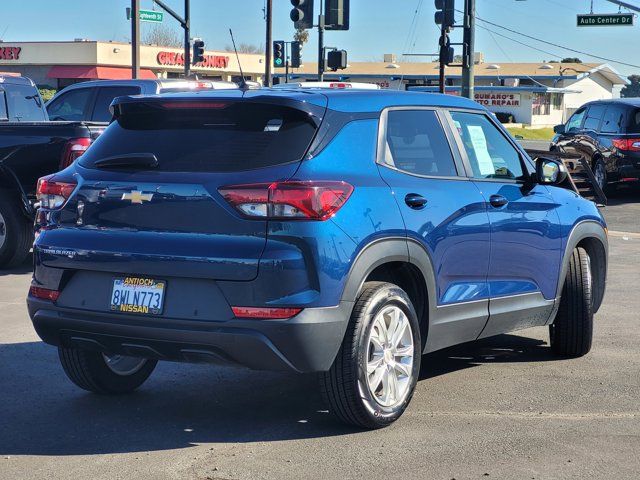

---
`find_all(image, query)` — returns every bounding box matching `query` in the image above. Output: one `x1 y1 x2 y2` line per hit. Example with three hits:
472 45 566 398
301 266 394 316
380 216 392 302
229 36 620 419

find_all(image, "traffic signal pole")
131 0 140 79
153 0 191 77
265 0 273 86
318 13 325 81
461 0 475 99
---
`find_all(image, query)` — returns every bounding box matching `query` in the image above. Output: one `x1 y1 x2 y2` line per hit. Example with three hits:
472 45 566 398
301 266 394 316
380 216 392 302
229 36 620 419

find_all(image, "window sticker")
467 125 495 176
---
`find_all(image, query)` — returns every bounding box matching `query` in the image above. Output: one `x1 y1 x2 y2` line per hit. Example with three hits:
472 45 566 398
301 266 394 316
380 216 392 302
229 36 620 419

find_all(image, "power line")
468 12 640 69
475 24 564 61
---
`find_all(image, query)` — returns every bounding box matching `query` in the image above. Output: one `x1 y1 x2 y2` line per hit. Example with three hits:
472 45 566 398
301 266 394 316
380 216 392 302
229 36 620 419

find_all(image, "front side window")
566 107 586 132
450 111 525 181
91 86 141 122
583 104 606 131
382 109 457 177
47 88 92 121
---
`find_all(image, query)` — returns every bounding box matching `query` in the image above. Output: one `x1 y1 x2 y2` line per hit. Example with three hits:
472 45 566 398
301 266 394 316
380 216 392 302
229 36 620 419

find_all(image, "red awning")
47 65 156 80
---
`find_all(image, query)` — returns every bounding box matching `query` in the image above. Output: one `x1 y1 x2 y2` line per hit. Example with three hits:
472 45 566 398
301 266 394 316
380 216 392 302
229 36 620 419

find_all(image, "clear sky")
1 0 638 77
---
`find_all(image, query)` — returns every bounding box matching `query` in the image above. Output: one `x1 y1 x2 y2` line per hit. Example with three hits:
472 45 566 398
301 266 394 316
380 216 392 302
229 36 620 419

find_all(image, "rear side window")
382 110 457 177
47 88 92 121
583 104 606 131
5 84 46 121
601 105 627 134
91 86 141 122
79 102 318 172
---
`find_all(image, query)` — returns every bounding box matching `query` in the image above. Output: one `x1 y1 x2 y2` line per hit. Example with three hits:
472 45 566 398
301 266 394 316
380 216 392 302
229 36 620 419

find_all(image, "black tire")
320 281 421 429
0 190 33 269
593 158 608 193
58 347 157 394
549 247 593 357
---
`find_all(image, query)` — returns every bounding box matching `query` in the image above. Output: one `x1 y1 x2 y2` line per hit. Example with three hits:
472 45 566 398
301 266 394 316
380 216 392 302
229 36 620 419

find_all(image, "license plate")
110 277 166 315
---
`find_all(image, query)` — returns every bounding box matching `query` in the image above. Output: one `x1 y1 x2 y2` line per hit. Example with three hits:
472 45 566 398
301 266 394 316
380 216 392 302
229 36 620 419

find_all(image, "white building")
277 61 627 126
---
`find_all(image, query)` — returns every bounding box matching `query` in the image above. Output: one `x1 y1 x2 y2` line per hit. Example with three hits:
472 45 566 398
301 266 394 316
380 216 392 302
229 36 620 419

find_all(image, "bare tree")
294 28 309 45
225 43 264 54
143 24 183 47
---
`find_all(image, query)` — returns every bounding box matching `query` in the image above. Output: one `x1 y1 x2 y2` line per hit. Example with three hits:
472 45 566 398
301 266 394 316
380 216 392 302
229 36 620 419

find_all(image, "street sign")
126 8 164 23
577 13 634 27
139 10 164 23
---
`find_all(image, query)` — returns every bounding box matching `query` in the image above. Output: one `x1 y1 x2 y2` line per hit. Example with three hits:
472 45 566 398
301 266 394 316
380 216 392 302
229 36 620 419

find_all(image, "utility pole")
265 0 273 86
461 0 475 99
153 0 191 77
438 27 446 93
318 4 325 81
131 0 140 79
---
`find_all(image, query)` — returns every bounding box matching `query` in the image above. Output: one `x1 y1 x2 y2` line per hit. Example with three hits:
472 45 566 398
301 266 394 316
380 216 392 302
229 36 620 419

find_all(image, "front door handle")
489 194 508 208
405 193 428 210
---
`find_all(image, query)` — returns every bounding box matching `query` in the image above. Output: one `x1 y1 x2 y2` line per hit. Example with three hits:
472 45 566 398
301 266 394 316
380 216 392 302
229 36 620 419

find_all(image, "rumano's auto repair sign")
0 47 21 60
157 51 229 69
474 92 520 107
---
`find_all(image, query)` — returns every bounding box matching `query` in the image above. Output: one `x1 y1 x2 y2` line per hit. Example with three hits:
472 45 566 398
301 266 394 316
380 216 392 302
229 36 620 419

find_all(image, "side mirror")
553 124 566 134
536 157 568 185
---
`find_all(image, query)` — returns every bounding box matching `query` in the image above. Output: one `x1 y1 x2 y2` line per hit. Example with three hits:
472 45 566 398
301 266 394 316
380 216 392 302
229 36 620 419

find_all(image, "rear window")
78 101 319 172
5 84 46 121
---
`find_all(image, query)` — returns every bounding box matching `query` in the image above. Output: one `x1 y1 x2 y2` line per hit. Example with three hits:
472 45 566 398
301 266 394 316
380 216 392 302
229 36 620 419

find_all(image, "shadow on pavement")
0 253 32 277
0 333 559 456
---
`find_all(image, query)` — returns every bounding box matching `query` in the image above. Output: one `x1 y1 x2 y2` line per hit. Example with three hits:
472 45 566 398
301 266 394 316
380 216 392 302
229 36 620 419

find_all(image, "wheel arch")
558 220 608 313
340 238 437 347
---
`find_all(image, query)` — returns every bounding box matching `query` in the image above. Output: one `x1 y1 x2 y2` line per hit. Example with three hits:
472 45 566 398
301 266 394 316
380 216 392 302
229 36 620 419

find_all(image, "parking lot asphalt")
1 187 639 480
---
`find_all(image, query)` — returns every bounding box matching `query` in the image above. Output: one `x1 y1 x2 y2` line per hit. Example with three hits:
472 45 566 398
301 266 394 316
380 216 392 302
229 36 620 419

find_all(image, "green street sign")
139 10 164 23
577 13 634 27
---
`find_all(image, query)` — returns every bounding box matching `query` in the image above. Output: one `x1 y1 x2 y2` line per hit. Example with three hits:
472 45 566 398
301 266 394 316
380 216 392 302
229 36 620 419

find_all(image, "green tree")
294 28 309 45
621 75 640 98
561 57 582 63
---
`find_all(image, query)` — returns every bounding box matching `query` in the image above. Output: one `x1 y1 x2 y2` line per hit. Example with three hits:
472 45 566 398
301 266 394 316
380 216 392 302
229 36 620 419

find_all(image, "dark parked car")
46 79 238 123
551 98 640 191
0 74 104 268
28 88 607 429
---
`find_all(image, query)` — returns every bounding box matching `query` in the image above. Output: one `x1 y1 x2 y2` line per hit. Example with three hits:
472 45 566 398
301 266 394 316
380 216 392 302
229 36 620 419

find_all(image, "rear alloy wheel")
58 347 157 394
321 282 421 429
593 159 607 192
549 247 593 357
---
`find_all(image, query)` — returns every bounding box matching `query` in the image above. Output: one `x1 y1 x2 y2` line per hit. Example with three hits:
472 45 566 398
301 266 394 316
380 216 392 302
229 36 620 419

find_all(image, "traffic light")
327 49 347 71
434 0 455 32
290 41 302 68
273 41 285 68
192 39 205 64
439 35 455 66
290 0 314 30
325 0 349 30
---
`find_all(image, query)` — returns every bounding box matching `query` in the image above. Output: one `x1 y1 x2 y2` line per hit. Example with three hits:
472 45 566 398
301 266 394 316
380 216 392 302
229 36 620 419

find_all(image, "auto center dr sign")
474 92 520 107
157 51 229 69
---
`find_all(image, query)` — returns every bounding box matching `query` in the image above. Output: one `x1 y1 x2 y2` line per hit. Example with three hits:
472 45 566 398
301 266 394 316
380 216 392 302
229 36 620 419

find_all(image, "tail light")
612 138 640 152
29 286 60 302
219 181 353 221
60 137 92 170
231 306 302 319
36 175 77 209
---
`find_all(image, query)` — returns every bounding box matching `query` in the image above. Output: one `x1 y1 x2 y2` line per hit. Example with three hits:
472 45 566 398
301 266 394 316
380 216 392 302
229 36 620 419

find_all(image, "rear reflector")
29 286 60 302
219 181 353 221
60 137 92 170
231 306 302 319
36 175 77 209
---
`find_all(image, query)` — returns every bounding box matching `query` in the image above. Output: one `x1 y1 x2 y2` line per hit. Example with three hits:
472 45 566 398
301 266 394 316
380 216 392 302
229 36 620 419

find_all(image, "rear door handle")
405 193 428 210
489 194 508 208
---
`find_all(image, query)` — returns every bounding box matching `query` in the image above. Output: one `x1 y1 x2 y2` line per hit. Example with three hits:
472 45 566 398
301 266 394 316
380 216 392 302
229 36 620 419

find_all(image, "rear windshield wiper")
93 153 158 169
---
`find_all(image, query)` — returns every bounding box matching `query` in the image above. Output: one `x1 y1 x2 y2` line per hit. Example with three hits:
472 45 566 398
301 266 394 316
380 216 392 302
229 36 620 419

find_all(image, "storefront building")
0 40 265 89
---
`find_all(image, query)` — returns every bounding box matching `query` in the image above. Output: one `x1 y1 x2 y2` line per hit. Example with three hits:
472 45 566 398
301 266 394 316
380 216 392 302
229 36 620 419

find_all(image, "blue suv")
27 89 608 429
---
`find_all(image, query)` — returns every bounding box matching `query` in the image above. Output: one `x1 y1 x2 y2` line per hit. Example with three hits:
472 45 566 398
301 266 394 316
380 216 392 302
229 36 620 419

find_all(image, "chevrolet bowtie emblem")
121 191 153 204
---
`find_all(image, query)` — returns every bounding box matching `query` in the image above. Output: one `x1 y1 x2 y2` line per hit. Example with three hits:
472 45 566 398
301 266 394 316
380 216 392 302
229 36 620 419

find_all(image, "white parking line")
607 230 640 239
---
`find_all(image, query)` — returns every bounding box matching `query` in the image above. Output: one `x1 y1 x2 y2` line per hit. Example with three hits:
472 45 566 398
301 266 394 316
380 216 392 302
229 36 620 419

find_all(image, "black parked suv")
551 98 640 191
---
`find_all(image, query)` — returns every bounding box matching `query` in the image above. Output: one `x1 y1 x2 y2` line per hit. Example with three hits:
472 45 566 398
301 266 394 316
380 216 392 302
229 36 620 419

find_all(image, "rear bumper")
27 298 353 373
